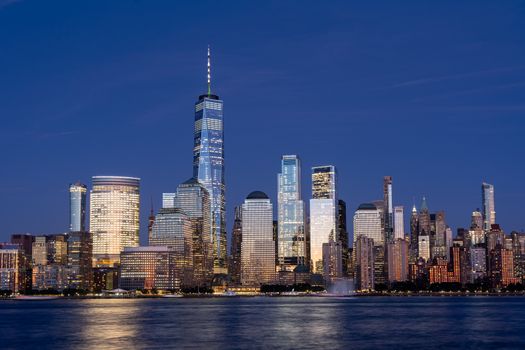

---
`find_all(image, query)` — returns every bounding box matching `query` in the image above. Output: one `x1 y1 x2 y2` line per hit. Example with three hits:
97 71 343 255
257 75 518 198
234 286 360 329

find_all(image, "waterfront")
1 296 525 349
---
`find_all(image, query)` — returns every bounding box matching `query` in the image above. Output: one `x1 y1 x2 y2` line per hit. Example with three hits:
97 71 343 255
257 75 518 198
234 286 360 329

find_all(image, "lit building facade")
162 193 176 209
387 238 409 283
310 166 338 274
353 203 383 246
66 231 93 290
119 246 182 290
394 206 404 240
482 182 496 231
322 240 343 283
241 191 275 286
277 155 306 271
383 176 394 243
355 235 375 291
173 178 212 286
69 182 87 232
0 243 24 293
193 48 226 274
149 208 193 285
90 176 140 267
418 235 430 262
229 206 242 286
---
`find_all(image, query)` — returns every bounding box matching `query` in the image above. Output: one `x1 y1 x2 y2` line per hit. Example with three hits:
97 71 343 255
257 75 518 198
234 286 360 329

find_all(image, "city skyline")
1 1 524 242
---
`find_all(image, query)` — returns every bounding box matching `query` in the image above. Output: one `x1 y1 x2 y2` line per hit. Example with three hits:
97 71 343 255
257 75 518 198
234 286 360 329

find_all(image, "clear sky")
1 0 524 243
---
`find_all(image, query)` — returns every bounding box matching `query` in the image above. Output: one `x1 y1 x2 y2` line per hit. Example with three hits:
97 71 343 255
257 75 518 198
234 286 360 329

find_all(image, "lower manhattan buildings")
309 165 338 275
240 192 276 286
90 176 140 267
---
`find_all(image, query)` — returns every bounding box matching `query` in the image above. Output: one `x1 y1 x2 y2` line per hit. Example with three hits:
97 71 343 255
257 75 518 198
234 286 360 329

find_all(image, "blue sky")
1 0 524 243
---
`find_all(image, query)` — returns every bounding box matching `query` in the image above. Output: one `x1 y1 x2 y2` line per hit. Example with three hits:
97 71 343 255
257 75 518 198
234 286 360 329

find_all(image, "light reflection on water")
1 297 525 349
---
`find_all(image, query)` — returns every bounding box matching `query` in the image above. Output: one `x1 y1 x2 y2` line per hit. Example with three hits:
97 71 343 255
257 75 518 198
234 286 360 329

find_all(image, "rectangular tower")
277 155 305 271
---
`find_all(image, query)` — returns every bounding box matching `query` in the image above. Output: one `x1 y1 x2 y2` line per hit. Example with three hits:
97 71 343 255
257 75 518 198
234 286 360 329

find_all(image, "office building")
173 178 212 286
69 182 87 232
229 206 242 286
310 165 338 274
394 206 404 240
355 236 375 291
66 231 93 290
0 243 24 293
277 155 306 271
119 246 182 290
388 238 409 283
90 176 140 266
482 182 496 231
193 47 226 274
241 191 275 286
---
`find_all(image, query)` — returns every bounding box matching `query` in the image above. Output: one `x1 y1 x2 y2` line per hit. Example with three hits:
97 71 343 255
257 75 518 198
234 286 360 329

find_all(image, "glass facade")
353 203 383 246
193 94 226 274
394 206 404 240
149 208 193 286
241 192 275 286
277 155 305 271
66 231 93 290
173 178 213 286
310 165 337 274
90 176 140 267
69 182 87 232
482 182 496 231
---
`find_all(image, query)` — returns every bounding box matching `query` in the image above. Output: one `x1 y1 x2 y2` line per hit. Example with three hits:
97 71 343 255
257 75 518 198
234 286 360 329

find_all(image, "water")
1 296 525 349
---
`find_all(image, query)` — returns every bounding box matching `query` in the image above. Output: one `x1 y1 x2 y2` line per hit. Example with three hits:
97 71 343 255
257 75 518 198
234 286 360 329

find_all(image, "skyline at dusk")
1 0 525 242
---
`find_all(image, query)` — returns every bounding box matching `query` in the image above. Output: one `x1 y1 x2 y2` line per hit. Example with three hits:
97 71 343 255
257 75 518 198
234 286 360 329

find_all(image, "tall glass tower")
309 165 337 274
277 155 305 271
193 47 226 274
482 182 496 231
69 182 87 232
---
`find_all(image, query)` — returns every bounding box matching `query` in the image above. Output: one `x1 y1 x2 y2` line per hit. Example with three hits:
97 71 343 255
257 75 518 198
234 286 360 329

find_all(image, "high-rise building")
355 236 375 291
394 206 404 240
471 209 483 229
353 203 383 245
482 183 496 231
310 166 338 274
193 47 226 274
337 199 349 276
418 235 430 262
387 238 409 283
409 204 419 262
418 197 430 236
229 206 242 286
383 176 393 243
0 243 24 293
173 178 212 286
66 231 93 290
69 182 87 232
149 208 193 282
322 240 343 283
90 176 140 267
277 155 306 272
162 193 176 209
10 234 33 291
240 191 276 286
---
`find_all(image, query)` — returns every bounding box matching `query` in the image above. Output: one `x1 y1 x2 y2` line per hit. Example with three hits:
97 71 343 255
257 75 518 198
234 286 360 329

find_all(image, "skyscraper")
149 208 194 286
240 191 275 286
310 165 337 274
277 155 305 271
173 178 212 286
193 47 226 274
409 204 419 262
482 182 496 231
387 238 409 283
353 203 383 245
69 182 87 232
66 231 93 290
394 206 404 240
90 176 140 267
355 236 375 291
229 206 242 286
383 176 393 243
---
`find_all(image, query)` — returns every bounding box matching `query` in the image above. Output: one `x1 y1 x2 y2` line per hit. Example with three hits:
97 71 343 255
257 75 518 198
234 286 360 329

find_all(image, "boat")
162 294 184 298
15 295 61 301
221 290 237 297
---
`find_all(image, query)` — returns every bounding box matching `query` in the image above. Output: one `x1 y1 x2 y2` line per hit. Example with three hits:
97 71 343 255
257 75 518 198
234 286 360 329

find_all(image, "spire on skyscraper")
420 196 428 212
207 45 211 97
